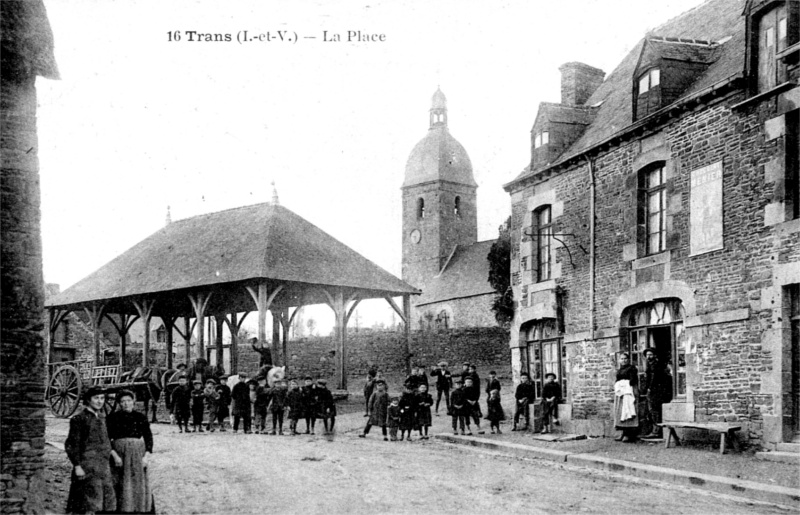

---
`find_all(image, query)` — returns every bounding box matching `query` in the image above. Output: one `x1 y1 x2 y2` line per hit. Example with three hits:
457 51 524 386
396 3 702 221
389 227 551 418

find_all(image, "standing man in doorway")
642 347 672 438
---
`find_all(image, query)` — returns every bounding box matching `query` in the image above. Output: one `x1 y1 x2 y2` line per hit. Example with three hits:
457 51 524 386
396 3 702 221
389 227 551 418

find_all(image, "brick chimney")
559 62 605 106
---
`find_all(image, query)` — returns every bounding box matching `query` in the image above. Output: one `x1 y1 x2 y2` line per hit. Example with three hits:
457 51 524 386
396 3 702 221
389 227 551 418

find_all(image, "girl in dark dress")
415 384 433 440
106 390 153 513
485 388 506 434
398 384 417 441
614 352 640 442
286 380 304 435
65 386 117 514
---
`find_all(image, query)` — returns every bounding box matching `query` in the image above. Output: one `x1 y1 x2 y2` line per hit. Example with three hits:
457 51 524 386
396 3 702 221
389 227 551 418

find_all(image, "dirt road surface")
45 413 791 514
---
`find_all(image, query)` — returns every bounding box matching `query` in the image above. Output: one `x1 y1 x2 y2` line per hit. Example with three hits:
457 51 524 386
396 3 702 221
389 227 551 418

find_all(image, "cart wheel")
47 365 82 418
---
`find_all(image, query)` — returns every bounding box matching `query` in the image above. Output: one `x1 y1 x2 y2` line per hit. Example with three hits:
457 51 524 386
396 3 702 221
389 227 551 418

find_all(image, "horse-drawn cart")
46 359 162 419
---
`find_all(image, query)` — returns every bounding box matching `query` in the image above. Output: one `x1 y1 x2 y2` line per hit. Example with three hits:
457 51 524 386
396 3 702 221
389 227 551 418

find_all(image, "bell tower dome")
401 88 478 293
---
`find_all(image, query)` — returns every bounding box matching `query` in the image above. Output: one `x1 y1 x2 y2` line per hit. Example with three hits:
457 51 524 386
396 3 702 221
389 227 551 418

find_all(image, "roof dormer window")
534 131 550 149
638 68 660 95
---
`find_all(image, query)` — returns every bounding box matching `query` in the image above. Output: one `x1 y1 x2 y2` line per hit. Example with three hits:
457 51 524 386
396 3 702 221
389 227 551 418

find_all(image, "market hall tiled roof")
47 202 418 310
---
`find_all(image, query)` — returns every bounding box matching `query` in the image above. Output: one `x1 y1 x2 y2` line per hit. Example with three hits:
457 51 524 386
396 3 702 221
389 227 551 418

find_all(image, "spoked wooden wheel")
47 365 82 418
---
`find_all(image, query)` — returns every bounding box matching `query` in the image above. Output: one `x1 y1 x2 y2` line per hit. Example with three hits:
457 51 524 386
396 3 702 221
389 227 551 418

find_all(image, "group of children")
170 372 337 436
169 362 563 440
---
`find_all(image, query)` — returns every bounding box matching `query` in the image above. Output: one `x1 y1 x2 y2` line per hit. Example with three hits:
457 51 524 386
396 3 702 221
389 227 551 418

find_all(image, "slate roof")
47 202 418 309
403 126 476 188
416 240 496 306
508 0 746 186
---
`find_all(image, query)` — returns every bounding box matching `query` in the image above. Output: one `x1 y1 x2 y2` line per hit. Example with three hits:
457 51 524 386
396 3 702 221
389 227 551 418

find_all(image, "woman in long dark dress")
614 352 640 442
65 386 117 514
106 389 153 513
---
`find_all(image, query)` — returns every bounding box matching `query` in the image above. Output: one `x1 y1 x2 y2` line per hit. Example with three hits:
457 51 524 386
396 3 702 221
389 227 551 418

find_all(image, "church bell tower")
401 88 478 294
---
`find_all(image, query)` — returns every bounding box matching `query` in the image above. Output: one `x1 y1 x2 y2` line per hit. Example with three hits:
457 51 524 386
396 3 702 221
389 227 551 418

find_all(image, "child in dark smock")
190 380 206 432
450 379 470 435
387 397 401 441
286 379 304 435
415 384 433 440
398 384 417 441
171 375 191 433
254 376 271 434
359 380 389 440
315 379 336 434
485 389 505 434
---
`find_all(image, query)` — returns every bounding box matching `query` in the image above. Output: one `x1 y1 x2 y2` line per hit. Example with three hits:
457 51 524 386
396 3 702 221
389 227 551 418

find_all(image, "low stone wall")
266 327 511 388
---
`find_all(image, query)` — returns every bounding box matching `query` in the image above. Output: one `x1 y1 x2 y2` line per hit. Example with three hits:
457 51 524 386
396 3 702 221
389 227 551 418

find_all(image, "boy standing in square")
541 372 562 434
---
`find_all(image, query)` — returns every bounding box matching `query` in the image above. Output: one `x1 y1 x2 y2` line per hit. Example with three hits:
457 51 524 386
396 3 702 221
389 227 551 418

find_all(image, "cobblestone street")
44 413 792 514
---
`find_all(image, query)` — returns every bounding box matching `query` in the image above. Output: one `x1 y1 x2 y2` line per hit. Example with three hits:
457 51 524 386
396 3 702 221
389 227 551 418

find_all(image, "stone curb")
434 434 800 507
436 434 569 462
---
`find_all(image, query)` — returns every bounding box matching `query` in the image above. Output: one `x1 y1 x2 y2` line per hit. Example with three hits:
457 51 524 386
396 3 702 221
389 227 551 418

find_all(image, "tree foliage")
487 217 514 328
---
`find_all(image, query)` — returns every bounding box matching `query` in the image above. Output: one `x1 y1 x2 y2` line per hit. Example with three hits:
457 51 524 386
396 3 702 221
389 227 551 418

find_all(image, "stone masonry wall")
264 327 510 389
509 80 800 445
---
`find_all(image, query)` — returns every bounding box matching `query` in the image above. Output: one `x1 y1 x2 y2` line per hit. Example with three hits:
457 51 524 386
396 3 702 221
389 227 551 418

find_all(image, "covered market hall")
45 201 419 390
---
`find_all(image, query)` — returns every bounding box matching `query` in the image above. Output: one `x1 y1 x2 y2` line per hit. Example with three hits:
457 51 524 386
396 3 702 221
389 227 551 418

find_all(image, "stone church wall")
259 327 510 389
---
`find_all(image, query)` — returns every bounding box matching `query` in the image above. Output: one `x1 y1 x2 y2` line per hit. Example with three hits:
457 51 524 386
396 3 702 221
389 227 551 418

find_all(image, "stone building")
1 1 59 512
402 88 498 329
504 0 800 448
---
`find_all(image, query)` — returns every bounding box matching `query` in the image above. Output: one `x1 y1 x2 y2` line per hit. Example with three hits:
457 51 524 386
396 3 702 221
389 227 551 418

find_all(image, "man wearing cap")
430 361 452 415
250 337 273 377
642 348 673 438
65 386 117 513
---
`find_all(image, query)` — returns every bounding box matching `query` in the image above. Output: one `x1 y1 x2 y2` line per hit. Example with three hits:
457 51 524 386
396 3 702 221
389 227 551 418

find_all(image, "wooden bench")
658 422 742 455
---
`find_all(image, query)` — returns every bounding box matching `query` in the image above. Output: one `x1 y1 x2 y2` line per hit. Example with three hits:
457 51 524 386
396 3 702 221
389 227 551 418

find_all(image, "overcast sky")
38 0 705 333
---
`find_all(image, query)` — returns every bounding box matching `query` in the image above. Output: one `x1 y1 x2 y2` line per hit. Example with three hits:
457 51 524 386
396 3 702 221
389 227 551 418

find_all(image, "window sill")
529 279 556 293
631 250 671 270
731 81 797 111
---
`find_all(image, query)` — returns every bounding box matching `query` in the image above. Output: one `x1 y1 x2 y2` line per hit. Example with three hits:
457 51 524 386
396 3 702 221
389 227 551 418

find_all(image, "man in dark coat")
231 372 252 434
643 348 673 437
250 337 273 377
65 386 117 514
430 362 452 415
513 372 536 431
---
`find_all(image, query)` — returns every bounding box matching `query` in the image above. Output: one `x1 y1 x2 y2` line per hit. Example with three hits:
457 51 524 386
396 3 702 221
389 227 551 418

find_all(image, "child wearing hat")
231 372 252 434
216 375 232 431
254 375 272 434
286 379 304 435
315 378 336 434
301 377 319 435
415 383 433 440
387 397 402 441
190 379 206 432
171 374 191 433
463 377 485 435
485 389 505 434
269 379 288 435
399 382 417 441
203 378 220 432
359 380 389 440
541 372 562 434
485 370 501 402
450 378 470 435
